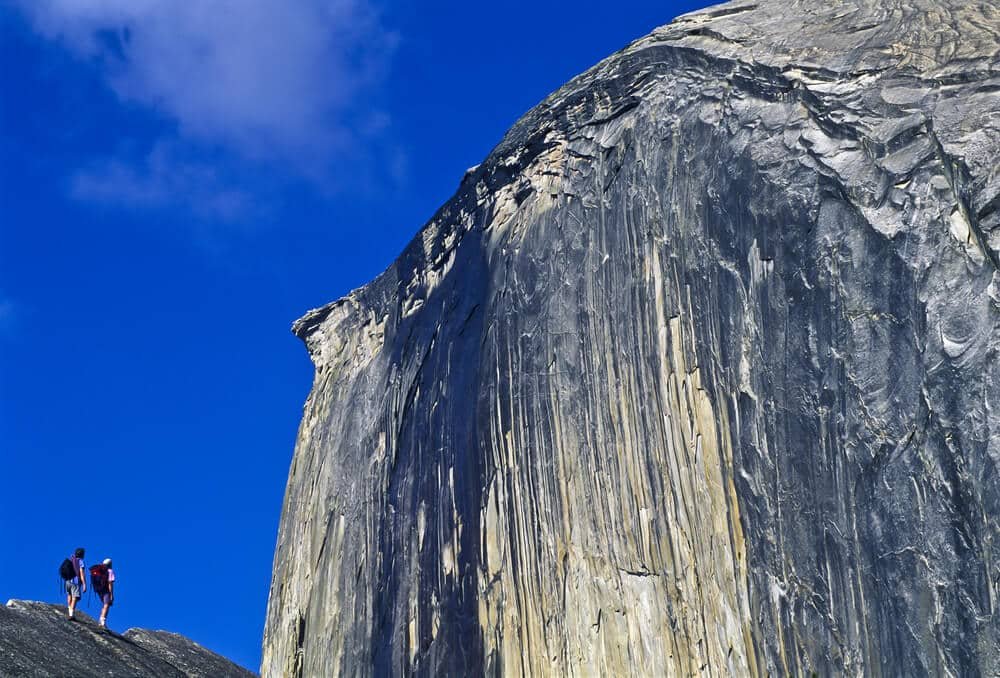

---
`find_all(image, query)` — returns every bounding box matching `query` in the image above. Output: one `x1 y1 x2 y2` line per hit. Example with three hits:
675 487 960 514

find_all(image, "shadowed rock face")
0 600 256 677
263 1 1000 675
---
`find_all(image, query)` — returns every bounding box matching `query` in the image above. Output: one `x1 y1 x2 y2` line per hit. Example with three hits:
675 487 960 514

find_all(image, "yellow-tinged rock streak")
477 282 757 675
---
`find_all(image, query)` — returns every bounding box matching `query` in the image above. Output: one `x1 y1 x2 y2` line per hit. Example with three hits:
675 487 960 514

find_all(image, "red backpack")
89 563 110 596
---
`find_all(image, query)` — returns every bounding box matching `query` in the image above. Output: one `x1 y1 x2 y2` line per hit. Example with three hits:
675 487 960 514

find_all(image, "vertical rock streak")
264 1 1000 676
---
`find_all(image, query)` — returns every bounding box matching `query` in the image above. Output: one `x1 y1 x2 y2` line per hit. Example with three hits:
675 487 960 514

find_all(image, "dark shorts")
101 592 113 606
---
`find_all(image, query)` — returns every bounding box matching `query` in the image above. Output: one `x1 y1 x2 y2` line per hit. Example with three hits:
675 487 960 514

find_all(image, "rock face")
0 600 256 677
263 1 1000 675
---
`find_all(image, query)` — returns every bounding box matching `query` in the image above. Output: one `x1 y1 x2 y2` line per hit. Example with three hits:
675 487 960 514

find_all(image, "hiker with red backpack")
58 548 87 620
90 558 116 628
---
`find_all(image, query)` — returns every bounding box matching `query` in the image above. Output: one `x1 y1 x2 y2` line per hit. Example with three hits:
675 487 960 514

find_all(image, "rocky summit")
0 600 255 677
263 0 1000 675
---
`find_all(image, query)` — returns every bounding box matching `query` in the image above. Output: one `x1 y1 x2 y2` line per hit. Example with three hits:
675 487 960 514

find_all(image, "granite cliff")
264 1 1000 675
0 600 256 677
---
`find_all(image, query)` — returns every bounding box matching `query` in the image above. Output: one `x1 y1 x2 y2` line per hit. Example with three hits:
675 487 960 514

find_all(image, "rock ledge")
0 599 255 678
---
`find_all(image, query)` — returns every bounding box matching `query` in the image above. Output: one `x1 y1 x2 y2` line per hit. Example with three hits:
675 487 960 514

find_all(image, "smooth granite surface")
0 600 255 677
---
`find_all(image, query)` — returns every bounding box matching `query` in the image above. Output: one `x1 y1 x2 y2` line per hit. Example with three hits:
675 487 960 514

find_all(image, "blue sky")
0 0 710 671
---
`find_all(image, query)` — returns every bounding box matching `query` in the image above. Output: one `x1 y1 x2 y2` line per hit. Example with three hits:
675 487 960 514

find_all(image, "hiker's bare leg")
67 588 79 618
99 602 109 626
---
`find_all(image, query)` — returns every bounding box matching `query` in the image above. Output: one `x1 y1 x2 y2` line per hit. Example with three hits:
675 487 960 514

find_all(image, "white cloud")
15 0 398 215
0 297 14 333
69 141 253 221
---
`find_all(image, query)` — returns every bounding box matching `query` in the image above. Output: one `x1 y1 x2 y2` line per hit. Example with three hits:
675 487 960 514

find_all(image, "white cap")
103 558 112 566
